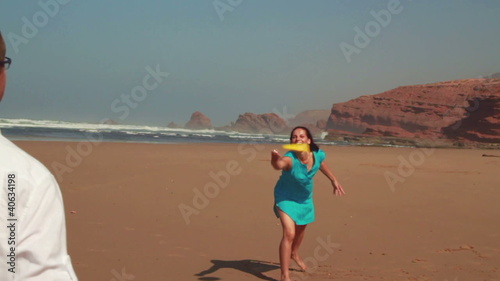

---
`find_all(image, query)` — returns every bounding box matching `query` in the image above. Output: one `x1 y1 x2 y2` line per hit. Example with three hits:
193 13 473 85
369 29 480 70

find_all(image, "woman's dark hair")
289 126 319 152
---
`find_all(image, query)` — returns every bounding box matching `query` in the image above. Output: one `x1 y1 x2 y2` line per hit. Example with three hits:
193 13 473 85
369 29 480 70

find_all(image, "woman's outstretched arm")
271 150 292 171
320 162 346 196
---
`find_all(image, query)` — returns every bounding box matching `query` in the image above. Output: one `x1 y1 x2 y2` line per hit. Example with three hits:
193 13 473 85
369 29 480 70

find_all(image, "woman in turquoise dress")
271 126 345 281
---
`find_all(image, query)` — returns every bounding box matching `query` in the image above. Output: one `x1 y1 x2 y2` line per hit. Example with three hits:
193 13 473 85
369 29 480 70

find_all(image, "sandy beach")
15 140 500 281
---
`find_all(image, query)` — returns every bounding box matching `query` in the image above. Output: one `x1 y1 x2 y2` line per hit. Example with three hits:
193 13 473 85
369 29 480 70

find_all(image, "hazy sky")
1 0 499 126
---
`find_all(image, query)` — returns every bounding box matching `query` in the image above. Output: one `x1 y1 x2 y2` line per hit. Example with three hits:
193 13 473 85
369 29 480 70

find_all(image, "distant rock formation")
286 109 331 137
288 110 330 129
101 119 118 125
316 119 327 130
325 78 500 144
167 122 181 129
482 72 500 79
184 111 212 130
229 112 289 134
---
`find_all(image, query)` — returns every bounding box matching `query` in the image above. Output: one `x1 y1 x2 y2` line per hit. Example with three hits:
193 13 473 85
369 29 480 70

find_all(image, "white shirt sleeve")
15 173 78 281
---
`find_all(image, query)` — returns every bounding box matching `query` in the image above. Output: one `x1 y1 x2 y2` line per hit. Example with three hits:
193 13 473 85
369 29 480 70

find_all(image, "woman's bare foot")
281 273 291 281
291 253 307 272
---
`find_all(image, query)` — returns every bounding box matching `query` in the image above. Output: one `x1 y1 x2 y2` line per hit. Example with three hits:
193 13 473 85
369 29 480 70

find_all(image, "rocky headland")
325 78 499 148
175 78 499 148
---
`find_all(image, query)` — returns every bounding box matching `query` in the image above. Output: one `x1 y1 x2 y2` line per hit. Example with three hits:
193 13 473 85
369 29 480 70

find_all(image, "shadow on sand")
195 259 301 281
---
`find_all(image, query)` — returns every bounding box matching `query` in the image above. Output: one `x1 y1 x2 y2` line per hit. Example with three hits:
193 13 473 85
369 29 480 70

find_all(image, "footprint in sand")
437 244 486 258
437 244 474 253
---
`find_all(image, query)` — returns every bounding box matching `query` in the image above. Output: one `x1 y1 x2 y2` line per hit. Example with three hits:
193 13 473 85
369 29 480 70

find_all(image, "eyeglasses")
1 57 11 70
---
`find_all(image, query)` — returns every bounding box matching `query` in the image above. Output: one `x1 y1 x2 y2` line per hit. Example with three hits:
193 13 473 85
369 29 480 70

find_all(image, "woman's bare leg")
278 209 295 281
291 224 307 271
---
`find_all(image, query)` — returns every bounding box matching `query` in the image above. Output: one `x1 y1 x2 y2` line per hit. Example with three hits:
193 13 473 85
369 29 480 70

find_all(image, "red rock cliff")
231 112 289 134
185 111 213 130
326 78 500 143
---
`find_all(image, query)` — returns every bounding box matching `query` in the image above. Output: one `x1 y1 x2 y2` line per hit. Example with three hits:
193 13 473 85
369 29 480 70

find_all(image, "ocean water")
0 118 346 146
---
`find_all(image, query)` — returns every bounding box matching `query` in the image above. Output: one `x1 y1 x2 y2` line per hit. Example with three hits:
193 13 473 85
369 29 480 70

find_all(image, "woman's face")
291 128 311 144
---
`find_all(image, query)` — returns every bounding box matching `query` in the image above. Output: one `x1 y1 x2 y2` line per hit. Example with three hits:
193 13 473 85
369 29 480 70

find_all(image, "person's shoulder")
0 135 53 183
315 148 327 161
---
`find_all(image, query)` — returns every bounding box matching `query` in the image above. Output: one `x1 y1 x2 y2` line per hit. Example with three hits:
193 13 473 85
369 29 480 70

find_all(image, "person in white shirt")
0 31 78 280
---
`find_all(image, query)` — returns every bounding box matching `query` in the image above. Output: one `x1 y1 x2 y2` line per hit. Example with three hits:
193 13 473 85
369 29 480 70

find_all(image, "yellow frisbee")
282 143 311 152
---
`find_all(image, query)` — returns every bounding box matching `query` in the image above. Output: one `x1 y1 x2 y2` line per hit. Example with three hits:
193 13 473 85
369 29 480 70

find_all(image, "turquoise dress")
274 149 326 225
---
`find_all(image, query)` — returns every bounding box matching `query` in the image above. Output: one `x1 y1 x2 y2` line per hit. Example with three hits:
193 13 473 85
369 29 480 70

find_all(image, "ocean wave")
0 118 363 146
0 118 226 135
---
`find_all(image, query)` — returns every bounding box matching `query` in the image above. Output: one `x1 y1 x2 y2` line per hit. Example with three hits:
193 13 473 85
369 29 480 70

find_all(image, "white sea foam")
0 118 227 135
0 118 344 145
